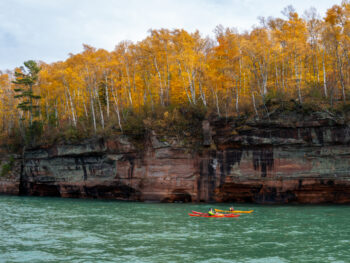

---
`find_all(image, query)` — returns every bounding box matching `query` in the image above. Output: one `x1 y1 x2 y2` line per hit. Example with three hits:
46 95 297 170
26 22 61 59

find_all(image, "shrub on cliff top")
143 103 206 138
1 156 14 177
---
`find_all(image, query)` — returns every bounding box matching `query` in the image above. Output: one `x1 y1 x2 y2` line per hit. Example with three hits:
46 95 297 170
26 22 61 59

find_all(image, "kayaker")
208 208 216 216
229 206 234 212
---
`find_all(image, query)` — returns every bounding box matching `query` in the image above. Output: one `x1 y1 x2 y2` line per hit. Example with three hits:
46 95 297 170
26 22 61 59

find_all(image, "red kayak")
192 210 205 214
191 210 239 217
189 212 240 218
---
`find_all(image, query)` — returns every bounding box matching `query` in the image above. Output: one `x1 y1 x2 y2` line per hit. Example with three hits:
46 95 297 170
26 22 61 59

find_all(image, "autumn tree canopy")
1 2 350 146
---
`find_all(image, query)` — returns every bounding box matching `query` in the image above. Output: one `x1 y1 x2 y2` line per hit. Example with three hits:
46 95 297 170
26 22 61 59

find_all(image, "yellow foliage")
1 2 350 138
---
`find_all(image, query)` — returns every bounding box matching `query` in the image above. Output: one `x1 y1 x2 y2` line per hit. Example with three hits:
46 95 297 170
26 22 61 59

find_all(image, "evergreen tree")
12 60 41 127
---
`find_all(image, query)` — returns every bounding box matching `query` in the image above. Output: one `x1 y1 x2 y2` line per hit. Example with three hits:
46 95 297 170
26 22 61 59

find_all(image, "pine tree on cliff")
12 60 41 127
12 60 41 143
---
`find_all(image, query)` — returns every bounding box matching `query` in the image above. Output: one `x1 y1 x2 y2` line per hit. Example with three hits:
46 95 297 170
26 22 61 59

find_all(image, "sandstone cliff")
1 113 350 203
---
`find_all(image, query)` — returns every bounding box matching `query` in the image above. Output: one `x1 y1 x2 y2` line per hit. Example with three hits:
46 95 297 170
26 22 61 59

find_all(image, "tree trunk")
112 87 123 132
65 83 77 127
295 55 302 103
198 80 207 106
105 74 110 119
29 84 33 127
97 91 105 129
178 62 192 104
252 92 258 117
336 49 346 102
323 50 328 98
214 87 220 116
154 57 164 106
90 90 97 133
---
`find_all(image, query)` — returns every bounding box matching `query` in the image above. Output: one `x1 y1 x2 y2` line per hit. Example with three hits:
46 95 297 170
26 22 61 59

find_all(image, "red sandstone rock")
2 118 350 204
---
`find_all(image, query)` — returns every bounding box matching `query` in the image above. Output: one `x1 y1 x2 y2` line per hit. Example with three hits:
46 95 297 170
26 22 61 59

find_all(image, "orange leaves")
1 2 350 138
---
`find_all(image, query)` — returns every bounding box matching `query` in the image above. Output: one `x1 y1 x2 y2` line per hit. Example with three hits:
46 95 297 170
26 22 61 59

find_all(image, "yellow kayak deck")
215 209 254 214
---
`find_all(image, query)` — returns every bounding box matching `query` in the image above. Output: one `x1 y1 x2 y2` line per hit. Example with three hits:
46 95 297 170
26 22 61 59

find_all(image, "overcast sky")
0 0 342 70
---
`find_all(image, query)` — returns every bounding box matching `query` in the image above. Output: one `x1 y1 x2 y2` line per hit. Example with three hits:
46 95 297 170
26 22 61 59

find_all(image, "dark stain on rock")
30 183 60 197
61 185 82 198
197 161 203 201
254 187 297 204
223 150 243 174
207 157 216 202
162 189 192 203
253 148 274 177
83 183 137 199
300 128 312 143
217 183 263 203
198 151 217 202
19 163 28 196
80 158 87 181
327 180 334 186
217 149 243 187
315 128 324 145
123 154 135 179
74 157 80 170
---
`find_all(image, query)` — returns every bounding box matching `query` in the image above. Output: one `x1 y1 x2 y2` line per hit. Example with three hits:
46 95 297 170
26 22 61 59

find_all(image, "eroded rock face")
209 117 350 203
2 115 350 203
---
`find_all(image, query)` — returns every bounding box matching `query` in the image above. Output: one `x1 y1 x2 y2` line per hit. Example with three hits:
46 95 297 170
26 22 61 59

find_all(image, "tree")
12 60 41 127
2 2 350 147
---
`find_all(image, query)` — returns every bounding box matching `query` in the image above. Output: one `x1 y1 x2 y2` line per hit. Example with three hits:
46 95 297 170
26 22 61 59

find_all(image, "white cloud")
0 0 342 70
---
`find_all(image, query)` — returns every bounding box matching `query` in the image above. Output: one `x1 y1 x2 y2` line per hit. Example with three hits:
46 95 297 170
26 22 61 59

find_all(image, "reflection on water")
0 196 350 263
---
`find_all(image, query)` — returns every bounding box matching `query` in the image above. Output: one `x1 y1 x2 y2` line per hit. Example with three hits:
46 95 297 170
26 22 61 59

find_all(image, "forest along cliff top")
0 2 350 150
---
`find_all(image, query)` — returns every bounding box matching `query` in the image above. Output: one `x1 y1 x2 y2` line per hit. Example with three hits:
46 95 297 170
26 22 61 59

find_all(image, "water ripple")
0 197 350 262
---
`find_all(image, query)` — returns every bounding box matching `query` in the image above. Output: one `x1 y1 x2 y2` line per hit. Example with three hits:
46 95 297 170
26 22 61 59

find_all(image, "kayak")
215 209 253 214
189 213 240 218
192 210 240 217
191 210 235 215
191 210 207 214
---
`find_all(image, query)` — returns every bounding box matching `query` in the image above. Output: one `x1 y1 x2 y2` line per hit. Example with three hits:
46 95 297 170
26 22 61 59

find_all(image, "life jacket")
208 210 215 216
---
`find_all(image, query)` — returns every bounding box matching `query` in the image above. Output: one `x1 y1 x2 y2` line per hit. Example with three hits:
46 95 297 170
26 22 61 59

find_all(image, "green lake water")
0 196 350 263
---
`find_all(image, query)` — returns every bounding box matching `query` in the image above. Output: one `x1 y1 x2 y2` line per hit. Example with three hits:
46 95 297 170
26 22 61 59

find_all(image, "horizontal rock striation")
210 114 350 203
2 114 350 203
